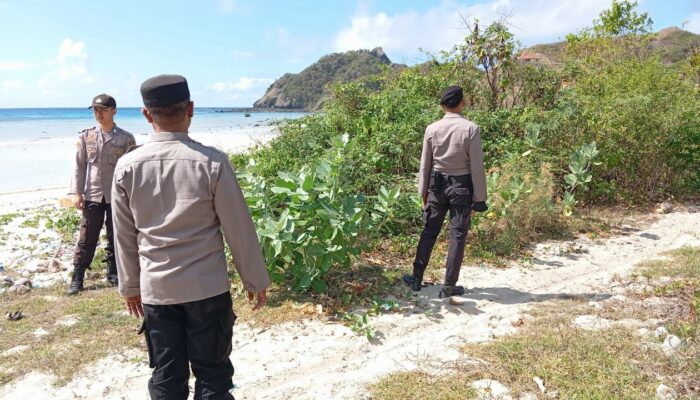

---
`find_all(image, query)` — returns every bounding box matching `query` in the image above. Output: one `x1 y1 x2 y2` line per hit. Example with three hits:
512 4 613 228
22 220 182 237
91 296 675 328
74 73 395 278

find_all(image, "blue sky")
0 0 698 108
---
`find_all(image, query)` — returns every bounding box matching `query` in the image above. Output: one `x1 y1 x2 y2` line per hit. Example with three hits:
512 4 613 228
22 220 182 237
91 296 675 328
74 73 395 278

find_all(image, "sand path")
0 206 698 399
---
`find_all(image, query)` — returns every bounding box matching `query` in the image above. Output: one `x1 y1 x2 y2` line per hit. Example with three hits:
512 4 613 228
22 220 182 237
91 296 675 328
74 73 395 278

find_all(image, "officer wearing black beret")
112 74 270 399
403 85 489 297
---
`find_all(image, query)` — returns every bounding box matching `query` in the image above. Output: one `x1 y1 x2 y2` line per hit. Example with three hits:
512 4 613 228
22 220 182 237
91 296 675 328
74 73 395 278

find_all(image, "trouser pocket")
139 319 156 368
215 309 236 364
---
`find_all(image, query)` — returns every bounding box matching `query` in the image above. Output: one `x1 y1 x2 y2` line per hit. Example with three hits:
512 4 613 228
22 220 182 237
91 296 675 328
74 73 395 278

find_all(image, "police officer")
112 74 270 400
68 94 135 295
403 85 488 297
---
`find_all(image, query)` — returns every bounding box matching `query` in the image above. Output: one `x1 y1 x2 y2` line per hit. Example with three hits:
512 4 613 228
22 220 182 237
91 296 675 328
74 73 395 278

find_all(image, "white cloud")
1 79 25 91
217 0 236 14
37 38 92 93
334 0 610 59
685 12 700 34
210 77 274 92
0 60 32 71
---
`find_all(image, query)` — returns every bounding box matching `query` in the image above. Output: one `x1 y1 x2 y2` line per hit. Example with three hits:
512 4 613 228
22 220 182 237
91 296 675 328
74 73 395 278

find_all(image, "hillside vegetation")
253 47 404 110
528 25 700 66
233 0 700 293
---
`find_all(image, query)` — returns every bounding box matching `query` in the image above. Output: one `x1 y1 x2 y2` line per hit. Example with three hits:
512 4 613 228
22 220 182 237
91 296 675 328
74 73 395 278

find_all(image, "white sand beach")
0 126 279 214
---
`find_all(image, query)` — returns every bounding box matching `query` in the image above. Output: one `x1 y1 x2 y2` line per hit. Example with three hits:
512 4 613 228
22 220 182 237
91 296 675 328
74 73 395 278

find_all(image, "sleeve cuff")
472 201 488 212
120 286 141 298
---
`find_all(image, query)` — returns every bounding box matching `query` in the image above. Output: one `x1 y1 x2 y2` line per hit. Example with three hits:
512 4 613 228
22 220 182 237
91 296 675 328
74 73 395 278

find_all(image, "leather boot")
106 258 118 287
68 265 86 295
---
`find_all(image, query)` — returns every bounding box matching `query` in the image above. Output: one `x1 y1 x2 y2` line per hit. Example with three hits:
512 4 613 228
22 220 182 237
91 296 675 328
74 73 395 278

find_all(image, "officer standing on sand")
68 94 135 295
403 85 488 297
112 74 270 400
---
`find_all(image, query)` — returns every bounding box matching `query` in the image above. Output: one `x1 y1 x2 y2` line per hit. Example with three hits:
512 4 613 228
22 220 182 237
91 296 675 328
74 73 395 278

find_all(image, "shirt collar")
148 132 192 143
443 112 463 119
97 125 118 134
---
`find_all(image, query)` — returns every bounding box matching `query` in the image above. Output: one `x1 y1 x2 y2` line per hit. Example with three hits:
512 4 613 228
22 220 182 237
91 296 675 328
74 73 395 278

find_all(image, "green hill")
523 26 699 66
253 47 403 110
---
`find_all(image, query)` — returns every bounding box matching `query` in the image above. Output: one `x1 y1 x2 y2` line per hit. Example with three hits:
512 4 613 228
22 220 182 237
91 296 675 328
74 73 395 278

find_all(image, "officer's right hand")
72 194 85 210
247 290 267 311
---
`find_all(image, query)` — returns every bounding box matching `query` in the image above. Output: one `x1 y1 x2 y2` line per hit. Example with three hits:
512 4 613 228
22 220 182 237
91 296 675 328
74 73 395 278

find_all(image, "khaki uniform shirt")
418 112 487 202
111 132 270 305
69 125 136 203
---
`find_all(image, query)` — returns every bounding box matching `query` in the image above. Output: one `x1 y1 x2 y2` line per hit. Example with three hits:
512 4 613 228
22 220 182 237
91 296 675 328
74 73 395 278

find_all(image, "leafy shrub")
238 135 401 292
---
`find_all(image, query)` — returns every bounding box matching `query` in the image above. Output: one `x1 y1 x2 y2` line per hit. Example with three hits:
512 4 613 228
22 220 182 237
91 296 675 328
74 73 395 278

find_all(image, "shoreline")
0 126 279 214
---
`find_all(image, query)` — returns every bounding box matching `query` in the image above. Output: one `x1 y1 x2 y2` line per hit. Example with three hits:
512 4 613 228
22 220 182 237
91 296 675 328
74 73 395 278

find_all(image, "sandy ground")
0 205 698 399
0 125 278 195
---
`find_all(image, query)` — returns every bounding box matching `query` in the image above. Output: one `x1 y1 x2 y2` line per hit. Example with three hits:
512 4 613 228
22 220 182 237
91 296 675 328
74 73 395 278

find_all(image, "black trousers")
142 291 236 400
72 198 114 268
413 173 473 286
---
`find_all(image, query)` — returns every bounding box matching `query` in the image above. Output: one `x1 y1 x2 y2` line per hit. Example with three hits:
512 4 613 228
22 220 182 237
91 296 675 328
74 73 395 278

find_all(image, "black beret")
140 74 190 107
439 85 463 107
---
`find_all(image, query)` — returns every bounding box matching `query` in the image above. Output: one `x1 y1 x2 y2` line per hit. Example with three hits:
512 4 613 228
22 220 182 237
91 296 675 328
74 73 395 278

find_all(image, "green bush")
238 135 401 292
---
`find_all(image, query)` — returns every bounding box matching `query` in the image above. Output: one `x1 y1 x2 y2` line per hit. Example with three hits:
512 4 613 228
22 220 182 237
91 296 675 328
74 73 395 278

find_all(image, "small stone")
9 284 30 294
24 260 48 273
656 202 673 214
654 326 669 338
315 304 323 315
471 379 512 400
662 335 684 357
1 345 29 357
545 391 560 399
533 377 546 393
449 296 468 306
573 315 613 330
47 259 65 273
32 328 49 338
587 301 603 310
518 393 538 400
656 384 677 400
14 278 32 287
85 271 101 280
637 328 651 337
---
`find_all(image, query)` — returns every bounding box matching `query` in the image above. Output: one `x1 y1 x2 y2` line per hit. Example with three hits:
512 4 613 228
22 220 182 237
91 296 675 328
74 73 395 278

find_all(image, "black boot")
439 285 465 298
68 265 86 295
402 273 422 292
106 259 118 287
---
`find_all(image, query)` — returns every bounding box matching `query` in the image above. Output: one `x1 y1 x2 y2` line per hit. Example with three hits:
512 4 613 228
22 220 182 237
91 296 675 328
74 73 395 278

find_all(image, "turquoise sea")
0 108 304 193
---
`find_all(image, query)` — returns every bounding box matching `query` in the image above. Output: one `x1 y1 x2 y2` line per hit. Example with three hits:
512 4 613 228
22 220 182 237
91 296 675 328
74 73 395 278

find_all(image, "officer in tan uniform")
403 86 488 297
112 74 270 400
68 94 135 295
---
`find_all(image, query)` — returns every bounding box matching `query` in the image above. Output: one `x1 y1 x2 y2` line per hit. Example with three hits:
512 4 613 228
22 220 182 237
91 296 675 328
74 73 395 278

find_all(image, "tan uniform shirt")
69 125 136 203
111 132 270 305
418 112 487 202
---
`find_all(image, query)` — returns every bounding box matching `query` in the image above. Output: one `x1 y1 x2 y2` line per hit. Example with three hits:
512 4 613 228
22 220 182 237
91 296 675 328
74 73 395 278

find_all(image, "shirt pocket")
109 145 126 165
86 144 98 163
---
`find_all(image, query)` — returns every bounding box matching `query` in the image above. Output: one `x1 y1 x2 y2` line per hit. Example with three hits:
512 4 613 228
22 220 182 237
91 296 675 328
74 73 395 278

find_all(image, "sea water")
0 108 304 193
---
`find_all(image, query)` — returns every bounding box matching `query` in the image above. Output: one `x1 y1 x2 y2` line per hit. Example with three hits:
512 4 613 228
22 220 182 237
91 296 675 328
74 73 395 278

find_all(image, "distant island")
253 47 404 111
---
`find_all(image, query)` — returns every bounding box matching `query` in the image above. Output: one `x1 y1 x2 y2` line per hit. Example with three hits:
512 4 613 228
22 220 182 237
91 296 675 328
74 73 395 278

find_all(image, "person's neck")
99 122 115 132
153 124 189 134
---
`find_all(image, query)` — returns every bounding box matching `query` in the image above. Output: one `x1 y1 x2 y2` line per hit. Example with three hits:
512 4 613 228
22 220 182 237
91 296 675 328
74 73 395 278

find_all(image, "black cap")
439 85 463 107
89 94 116 109
140 74 190 107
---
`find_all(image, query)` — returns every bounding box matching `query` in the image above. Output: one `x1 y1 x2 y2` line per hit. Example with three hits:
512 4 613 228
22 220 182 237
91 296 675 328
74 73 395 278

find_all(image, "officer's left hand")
125 295 144 318
247 290 267 311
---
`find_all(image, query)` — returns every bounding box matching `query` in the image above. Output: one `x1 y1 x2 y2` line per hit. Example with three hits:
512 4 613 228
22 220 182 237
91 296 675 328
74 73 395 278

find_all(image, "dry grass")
369 246 700 399
369 371 477 400
0 286 141 386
